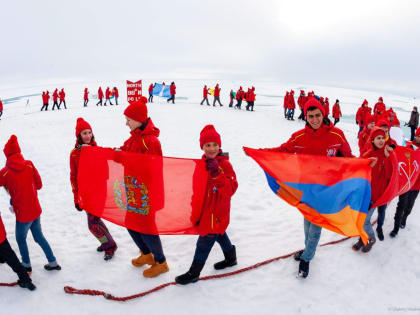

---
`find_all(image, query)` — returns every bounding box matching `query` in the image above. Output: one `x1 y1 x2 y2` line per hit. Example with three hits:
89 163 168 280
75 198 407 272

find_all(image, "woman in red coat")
200 85 210 106
175 125 238 285
96 87 104 106
0 135 60 272
167 82 176 104
332 99 342 125
113 87 119 105
104 87 113 106
83 88 89 107
70 118 117 260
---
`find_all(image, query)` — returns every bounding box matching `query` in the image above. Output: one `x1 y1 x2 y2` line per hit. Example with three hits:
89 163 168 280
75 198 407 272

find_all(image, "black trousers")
52 101 59 110
41 103 48 111
235 99 242 109
393 190 420 232
96 99 103 106
59 100 67 109
148 93 153 103
334 118 340 125
83 99 88 107
201 97 210 105
213 97 222 106
0 239 30 282
104 98 113 105
167 95 175 104
410 126 417 141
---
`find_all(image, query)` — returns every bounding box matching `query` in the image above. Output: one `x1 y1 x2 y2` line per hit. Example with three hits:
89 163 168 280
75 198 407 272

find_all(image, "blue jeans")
15 217 56 267
363 208 376 239
300 218 322 262
193 233 233 265
287 108 295 119
127 229 166 263
377 204 387 228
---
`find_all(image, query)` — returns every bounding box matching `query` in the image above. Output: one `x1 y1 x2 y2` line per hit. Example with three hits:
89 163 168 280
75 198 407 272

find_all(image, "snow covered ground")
0 79 419 315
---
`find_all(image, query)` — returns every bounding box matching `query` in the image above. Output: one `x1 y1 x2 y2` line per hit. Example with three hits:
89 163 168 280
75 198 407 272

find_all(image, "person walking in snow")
175 125 238 285
116 97 169 278
70 118 118 260
283 91 289 118
58 89 66 109
113 87 119 105
104 87 113 106
265 98 353 278
52 89 59 110
332 99 342 125
356 99 371 135
41 91 50 111
297 90 306 120
96 87 104 106
0 212 36 290
408 106 419 141
358 115 375 155
287 90 296 120
0 135 61 273
83 88 89 107
213 84 223 106
148 83 155 103
200 85 210 105
167 82 176 104
229 89 234 107
0 98 3 119
235 87 243 109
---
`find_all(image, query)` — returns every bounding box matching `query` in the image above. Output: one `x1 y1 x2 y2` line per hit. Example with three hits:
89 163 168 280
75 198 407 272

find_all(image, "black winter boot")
376 227 384 241
214 245 237 270
175 262 204 285
352 238 364 251
298 260 310 278
362 237 376 253
18 279 36 291
293 250 303 261
400 216 407 229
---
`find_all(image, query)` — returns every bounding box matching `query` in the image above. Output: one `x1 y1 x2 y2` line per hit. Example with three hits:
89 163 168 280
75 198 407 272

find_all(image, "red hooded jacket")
332 103 341 119
267 121 353 157
53 90 58 102
374 102 386 115
195 153 238 236
288 93 296 109
114 88 119 98
203 87 209 98
356 105 371 127
0 100 3 111
105 88 111 99
170 83 176 96
0 215 6 243
149 84 154 93
0 153 42 223
98 88 104 100
297 94 306 109
84 89 89 100
59 90 65 100
214 85 220 97
120 118 162 155
236 88 243 100
283 92 290 109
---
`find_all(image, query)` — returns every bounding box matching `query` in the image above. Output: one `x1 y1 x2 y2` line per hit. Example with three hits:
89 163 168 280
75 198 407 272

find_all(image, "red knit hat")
75 117 92 137
199 125 221 148
3 135 21 158
124 97 148 123
366 115 376 125
415 127 420 137
362 99 368 105
304 98 325 117
370 127 386 142
377 119 391 129
379 97 383 102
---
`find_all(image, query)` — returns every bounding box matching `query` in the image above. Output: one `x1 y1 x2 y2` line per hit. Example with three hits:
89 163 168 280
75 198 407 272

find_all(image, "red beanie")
370 127 386 142
362 99 368 105
199 125 221 148
366 115 376 125
379 97 383 102
377 119 391 129
124 97 148 123
304 98 325 117
4 135 21 158
415 127 420 137
75 117 92 137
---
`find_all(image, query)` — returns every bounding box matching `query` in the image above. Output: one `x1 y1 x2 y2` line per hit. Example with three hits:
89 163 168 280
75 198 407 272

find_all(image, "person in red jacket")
332 99 342 125
356 99 371 134
358 114 375 155
387 108 400 127
70 118 118 260
104 87 113 106
265 98 353 278
175 125 238 285
118 98 168 278
0 135 61 272
229 89 235 107
390 127 420 237
83 88 89 107
200 85 210 106
113 87 119 105
41 91 49 111
0 213 36 290
58 88 66 109
213 83 223 107
286 90 296 120
353 127 393 252
167 82 176 104
148 83 155 103
52 89 59 110
297 90 307 120
374 96 386 116
247 86 256 111
0 98 3 118
96 87 104 106
324 97 330 117
283 91 290 118
235 87 243 109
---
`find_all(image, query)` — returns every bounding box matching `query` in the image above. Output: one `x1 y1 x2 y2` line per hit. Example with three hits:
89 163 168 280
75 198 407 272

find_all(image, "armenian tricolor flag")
244 147 372 243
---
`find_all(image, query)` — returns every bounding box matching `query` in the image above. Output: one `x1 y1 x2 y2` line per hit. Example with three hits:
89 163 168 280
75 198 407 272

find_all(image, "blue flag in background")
152 84 171 98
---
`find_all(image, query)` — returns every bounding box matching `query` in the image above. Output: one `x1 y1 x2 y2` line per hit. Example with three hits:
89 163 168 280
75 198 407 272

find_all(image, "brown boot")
143 261 169 278
131 252 155 267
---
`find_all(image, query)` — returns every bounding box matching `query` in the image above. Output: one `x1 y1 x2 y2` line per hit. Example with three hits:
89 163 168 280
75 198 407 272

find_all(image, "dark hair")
77 134 95 146
307 106 321 113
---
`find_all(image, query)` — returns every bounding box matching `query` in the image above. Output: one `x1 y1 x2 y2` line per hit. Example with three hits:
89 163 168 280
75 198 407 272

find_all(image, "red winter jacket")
0 100 3 111
105 88 111 99
46 92 50 103
236 89 243 100
267 121 353 157
297 95 306 109
70 141 97 204
406 141 420 190
195 153 238 236
358 127 372 156
332 103 341 119
214 86 220 97
283 93 289 109
374 102 386 115
53 90 58 102
120 118 162 155
356 106 371 126
149 84 154 93
98 88 104 100
325 101 330 116
0 215 6 243
84 89 89 100
362 146 393 204
361 133 397 156
203 87 209 98
114 88 119 98
59 90 65 100
0 153 42 223
248 89 256 102
42 93 47 104
170 84 176 96
288 94 296 109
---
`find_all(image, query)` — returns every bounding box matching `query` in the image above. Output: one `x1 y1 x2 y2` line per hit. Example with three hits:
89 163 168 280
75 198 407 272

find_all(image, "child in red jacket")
175 125 238 285
70 118 117 260
0 213 36 290
0 135 60 272
353 127 393 252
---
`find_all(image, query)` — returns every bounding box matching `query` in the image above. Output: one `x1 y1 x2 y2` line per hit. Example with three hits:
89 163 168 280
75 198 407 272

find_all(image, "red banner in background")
77 147 208 235
126 80 142 104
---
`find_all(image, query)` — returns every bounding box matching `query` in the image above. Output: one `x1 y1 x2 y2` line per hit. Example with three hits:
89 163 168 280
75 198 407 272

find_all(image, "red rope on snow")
0 281 18 287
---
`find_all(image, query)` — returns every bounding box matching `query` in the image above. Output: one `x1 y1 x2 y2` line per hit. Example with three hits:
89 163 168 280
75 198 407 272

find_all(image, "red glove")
206 158 220 177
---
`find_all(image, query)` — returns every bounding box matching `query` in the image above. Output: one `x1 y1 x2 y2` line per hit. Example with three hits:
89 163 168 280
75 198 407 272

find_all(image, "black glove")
75 203 83 211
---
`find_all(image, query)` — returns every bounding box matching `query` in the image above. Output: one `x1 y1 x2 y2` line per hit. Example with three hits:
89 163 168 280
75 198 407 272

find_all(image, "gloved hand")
206 158 220 177
75 203 83 211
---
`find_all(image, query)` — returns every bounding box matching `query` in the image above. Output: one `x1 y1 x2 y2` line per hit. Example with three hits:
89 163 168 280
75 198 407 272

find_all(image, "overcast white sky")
1 0 420 94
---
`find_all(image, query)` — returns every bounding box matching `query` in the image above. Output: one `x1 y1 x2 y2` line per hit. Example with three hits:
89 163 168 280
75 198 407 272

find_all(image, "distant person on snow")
246 87 256 111
264 99 353 278
213 84 223 106
96 87 104 106
373 97 386 117
148 84 155 103
332 99 342 125
0 135 61 273
297 90 307 120
83 88 89 107
358 115 375 155
200 85 210 105
283 91 289 118
408 106 419 141
113 87 119 105
52 89 59 110
324 97 330 117
286 90 296 120
235 87 244 109
70 118 118 260
58 89 66 109
41 92 47 111
229 89 234 107
356 99 371 135
175 125 238 285
104 87 113 106
0 213 36 291
167 82 176 104
0 98 3 119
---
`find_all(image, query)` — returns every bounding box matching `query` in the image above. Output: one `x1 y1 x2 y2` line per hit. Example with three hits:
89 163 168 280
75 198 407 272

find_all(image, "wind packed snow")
0 79 419 315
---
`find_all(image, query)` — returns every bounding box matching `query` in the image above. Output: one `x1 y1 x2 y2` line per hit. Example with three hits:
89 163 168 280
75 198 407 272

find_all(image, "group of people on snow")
94 86 119 106
40 89 67 111
200 85 256 111
147 82 176 104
